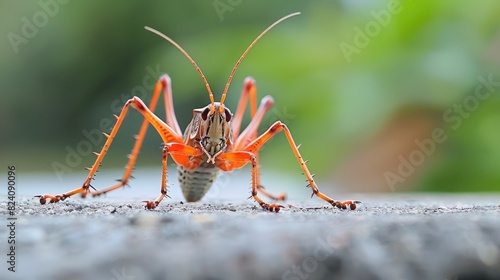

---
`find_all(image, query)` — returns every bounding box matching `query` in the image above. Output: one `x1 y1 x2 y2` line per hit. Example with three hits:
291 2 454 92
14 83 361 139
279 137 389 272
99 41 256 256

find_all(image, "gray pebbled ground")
1 194 500 280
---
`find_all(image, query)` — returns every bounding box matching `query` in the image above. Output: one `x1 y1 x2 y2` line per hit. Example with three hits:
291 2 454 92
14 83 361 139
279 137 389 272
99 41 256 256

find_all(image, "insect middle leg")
231 77 286 201
144 142 201 209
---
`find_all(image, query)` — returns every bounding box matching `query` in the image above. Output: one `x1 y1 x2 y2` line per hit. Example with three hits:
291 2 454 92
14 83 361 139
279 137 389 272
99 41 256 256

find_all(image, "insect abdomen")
177 165 219 202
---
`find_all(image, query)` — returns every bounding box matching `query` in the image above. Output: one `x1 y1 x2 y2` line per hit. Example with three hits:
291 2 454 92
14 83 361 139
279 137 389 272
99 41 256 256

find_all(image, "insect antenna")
144 26 216 114
218 12 301 113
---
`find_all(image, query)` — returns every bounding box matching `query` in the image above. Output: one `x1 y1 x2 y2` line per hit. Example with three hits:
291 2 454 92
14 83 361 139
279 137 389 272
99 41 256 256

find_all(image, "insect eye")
201 107 210 121
224 108 232 122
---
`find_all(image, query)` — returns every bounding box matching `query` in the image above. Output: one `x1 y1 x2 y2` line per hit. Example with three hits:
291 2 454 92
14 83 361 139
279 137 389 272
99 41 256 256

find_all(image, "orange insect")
35 12 361 212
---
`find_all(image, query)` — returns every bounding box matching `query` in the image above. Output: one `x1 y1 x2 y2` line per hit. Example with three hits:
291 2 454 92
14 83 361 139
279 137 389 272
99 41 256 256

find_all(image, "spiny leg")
217 152 283 212
143 143 202 209
36 99 135 203
231 77 258 140
143 145 169 209
36 96 183 204
91 75 180 197
244 121 361 210
232 79 286 201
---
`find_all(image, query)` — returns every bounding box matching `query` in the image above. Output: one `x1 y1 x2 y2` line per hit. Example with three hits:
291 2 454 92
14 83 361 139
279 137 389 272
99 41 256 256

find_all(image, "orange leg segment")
217 151 284 212
90 75 178 197
231 77 258 141
35 92 184 205
144 143 202 209
231 78 286 201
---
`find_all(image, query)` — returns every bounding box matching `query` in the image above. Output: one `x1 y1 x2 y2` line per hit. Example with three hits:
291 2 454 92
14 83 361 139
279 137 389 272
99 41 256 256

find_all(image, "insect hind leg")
232 80 286 201
90 75 178 197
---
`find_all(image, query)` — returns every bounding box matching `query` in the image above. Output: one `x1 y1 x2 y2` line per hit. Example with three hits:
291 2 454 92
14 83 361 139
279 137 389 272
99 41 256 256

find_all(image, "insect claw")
113 114 119 120
102 132 110 139
296 143 302 149
36 195 47 205
351 201 363 210
93 152 100 157
262 203 284 213
304 160 309 164
85 167 92 171
331 200 363 210
143 200 157 210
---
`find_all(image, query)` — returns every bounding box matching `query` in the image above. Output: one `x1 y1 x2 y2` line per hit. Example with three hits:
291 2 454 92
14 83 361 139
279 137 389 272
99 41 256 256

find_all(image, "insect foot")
34 194 64 204
143 200 158 210
332 200 363 210
261 203 284 213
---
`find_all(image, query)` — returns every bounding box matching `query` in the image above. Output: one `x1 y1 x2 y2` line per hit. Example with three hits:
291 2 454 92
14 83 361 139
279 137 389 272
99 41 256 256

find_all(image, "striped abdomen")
177 165 219 202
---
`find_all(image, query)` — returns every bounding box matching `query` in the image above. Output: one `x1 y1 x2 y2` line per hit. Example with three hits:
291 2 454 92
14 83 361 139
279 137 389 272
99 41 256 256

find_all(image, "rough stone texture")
1 194 500 280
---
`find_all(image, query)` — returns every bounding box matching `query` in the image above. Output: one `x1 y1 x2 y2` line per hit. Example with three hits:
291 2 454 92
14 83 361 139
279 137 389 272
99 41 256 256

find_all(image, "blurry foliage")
0 0 499 192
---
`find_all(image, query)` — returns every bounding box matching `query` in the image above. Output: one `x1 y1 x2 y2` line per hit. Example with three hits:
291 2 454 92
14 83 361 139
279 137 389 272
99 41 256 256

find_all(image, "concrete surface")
1 193 500 280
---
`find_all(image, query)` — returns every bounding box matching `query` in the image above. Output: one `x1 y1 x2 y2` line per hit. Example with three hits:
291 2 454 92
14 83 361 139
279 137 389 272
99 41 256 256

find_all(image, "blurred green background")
1 0 499 193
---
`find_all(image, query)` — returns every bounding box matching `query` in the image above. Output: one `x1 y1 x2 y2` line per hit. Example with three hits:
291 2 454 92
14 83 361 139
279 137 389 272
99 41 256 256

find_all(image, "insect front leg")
144 143 202 209
216 151 284 213
243 121 362 210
